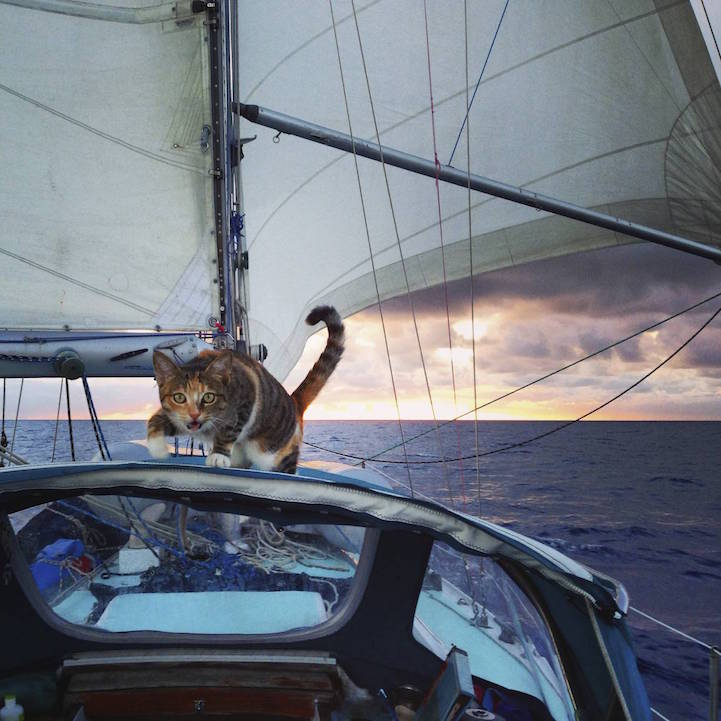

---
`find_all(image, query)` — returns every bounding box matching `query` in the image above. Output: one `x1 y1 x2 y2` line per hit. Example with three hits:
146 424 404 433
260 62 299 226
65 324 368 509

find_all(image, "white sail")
236 1 721 380
0 1 220 332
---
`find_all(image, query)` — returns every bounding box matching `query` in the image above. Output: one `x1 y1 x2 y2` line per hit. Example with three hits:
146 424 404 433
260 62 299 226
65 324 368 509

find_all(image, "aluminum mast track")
236 103 721 266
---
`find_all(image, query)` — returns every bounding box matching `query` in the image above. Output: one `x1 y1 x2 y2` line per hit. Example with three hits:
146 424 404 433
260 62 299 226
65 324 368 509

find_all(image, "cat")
146 305 344 474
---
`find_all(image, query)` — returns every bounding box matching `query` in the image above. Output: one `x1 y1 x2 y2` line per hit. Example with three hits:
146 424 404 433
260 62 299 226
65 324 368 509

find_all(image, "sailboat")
0 1 719 719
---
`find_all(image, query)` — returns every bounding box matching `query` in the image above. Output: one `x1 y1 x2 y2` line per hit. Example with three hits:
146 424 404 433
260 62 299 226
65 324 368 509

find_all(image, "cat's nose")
189 409 200 420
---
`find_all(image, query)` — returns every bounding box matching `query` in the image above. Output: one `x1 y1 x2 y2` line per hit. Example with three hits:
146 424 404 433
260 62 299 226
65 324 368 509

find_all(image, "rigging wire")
700 0 721 65
464 0 482 518
448 0 511 165
329 0 415 495
350 0 451 496
82 376 112 460
8 378 24 466
0 379 6 466
51 379 63 463
65 378 76 462
304 291 721 464
423 0 466 509
83 377 106 461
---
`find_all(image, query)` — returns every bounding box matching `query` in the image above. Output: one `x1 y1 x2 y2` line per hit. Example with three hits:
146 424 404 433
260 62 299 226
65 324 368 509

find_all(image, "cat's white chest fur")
242 440 279 471
206 441 275 469
147 435 170 459
208 422 301 471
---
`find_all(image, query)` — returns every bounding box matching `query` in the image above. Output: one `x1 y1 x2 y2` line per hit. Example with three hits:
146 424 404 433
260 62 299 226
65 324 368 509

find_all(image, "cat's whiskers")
204 416 235 431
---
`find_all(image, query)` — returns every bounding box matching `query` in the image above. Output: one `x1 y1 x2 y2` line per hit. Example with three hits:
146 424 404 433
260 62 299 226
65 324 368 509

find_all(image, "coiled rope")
55 498 347 578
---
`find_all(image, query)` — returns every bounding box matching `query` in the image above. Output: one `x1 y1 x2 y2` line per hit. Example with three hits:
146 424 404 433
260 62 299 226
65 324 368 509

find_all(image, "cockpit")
0 462 644 720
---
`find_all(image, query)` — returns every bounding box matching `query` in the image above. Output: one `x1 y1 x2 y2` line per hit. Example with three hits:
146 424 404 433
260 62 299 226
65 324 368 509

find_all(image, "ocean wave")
683 569 721 581
646 475 703 486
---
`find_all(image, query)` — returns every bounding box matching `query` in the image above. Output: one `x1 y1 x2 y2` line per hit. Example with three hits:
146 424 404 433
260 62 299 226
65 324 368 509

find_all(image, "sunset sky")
4 241 721 422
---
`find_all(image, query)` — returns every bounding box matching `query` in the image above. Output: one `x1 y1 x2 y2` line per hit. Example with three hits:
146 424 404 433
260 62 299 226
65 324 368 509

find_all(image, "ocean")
3 418 719 720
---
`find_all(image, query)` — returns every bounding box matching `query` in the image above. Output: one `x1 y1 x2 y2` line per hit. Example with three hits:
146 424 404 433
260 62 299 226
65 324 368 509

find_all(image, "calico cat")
147 305 344 473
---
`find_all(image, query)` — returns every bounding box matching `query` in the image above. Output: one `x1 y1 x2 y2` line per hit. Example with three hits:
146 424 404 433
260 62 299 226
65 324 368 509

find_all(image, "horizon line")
16 417 721 423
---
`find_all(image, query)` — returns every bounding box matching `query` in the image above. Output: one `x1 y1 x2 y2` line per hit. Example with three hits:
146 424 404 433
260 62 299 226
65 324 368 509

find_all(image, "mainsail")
0 1 220 333
235 1 721 380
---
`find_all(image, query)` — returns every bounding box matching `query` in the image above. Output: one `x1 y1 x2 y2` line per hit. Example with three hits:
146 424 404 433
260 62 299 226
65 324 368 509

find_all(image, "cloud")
294 242 721 419
452 318 492 341
381 242 720 322
672 328 721 370
2 377 158 420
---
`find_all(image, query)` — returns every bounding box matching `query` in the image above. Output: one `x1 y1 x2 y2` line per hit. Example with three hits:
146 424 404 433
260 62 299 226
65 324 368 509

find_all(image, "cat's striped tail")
291 305 345 415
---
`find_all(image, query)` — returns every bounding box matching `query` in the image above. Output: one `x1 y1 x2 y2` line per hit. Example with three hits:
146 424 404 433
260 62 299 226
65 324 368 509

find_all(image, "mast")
205 0 237 344
236 103 721 266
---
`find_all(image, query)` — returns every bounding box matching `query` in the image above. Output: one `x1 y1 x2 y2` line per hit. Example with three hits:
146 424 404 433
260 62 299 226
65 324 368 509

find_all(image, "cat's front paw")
206 452 231 468
147 435 170 459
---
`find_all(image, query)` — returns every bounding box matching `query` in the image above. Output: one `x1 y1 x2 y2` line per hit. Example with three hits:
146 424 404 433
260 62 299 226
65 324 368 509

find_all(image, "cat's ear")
204 350 233 382
153 351 179 386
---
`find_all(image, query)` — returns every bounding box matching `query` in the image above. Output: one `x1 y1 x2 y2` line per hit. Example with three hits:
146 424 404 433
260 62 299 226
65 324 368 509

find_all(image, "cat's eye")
202 392 217 404
172 392 186 404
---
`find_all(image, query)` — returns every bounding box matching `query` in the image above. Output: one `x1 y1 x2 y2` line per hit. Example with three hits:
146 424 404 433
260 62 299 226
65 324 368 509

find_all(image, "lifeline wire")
304 292 721 465
329 0 415 495
629 606 716 652
650 708 672 721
